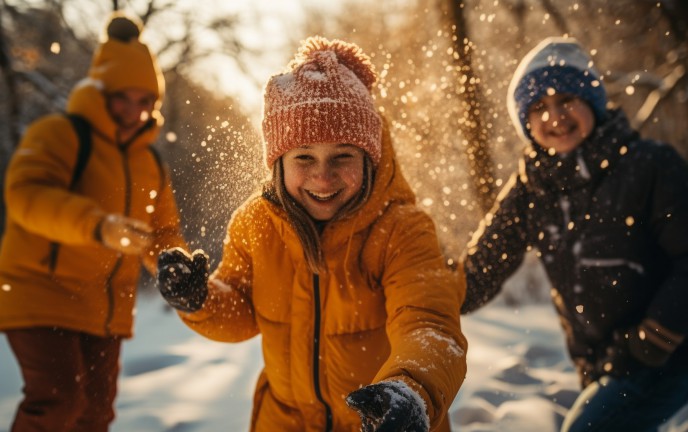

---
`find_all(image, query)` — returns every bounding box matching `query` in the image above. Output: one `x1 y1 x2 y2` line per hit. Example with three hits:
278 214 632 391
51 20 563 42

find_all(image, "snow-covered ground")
1 286 687 431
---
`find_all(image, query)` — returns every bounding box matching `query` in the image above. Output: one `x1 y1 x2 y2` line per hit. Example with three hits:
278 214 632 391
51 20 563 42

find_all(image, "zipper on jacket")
103 257 123 335
101 145 133 335
312 273 333 431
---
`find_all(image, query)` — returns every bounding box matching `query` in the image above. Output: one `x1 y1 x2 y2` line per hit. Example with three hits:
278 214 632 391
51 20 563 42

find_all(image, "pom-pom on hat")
262 36 381 168
507 37 607 142
88 12 164 100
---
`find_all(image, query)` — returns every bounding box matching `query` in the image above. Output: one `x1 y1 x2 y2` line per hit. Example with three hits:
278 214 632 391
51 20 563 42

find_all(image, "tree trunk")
446 0 497 213
0 3 21 148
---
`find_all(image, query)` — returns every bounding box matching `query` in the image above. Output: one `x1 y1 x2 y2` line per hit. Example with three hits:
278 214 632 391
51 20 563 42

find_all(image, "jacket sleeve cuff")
387 375 437 428
628 318 685 367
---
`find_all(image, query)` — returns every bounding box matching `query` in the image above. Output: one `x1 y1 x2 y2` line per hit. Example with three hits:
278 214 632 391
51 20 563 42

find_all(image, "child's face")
106 88 156 134
527 93 595 154
282 142 366 221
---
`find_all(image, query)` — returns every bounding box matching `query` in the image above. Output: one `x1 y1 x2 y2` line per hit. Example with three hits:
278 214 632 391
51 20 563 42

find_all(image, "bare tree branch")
15 68 68 109
633 64 686 128
539 0 569 35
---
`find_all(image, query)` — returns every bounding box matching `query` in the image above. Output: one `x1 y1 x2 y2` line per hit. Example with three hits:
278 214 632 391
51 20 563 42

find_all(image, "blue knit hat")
507 37 607 142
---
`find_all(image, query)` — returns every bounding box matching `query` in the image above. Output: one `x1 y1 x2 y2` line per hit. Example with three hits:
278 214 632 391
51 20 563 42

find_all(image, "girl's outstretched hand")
156 247 209 312
346 381 429 432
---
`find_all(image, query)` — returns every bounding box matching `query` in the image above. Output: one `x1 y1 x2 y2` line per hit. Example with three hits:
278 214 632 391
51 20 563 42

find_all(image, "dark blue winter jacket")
461 109 688 383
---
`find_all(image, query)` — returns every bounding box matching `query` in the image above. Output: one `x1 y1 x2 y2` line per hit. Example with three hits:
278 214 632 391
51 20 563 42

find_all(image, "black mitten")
346 381 429 432
157 247 209 312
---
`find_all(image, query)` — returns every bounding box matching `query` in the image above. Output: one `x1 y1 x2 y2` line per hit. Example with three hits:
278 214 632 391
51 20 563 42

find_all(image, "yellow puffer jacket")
181 121 468 431
0 81 185 337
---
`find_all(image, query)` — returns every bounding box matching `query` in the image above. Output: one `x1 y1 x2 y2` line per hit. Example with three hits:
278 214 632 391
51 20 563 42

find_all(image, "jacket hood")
262 114 416 249
66 78 162 149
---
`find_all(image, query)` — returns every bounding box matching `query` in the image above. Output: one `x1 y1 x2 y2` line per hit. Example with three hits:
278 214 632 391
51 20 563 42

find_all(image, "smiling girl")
155 36 467 432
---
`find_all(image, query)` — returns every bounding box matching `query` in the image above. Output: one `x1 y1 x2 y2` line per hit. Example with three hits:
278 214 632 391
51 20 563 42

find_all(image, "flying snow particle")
576 305 584 313
50 42 61 54
120 237 131 247
1 284 10 292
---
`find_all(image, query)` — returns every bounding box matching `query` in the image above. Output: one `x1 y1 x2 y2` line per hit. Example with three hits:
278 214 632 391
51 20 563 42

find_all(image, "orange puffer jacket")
0 81 185 337
181 121 468 431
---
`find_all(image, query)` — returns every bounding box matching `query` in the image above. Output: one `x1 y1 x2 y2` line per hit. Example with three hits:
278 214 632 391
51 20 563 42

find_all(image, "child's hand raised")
157 247 209 312
346 381 429 432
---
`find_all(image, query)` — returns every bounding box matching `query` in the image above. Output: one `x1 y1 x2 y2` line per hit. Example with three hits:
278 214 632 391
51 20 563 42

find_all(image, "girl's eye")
294 154 313 161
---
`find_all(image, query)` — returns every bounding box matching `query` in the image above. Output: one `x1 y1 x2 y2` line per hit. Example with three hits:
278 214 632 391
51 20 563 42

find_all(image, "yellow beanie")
88 12 164 99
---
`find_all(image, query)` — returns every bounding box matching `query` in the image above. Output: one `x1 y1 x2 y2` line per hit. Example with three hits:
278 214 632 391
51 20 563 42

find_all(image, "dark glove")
628 318 684 367
346 381 429 432
157 247 209 312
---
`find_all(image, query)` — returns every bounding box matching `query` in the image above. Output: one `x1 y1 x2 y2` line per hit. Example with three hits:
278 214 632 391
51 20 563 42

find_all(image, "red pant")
5 327 122 432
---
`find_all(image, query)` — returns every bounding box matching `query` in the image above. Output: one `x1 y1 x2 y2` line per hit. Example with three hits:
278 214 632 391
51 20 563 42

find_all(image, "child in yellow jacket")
0 13 185 431
156 36 467 432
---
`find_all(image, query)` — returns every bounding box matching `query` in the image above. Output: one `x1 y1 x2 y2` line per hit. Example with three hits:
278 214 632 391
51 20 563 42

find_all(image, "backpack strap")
65 114 92 190
46 114 92 272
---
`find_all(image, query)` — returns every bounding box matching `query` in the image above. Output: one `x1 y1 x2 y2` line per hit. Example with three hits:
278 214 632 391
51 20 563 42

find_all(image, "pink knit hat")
262 36 381 168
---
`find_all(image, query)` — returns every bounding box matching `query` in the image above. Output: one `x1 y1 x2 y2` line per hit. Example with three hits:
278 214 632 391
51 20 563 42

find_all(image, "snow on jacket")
461 109 688 378
180 120 468 432
0 80 185 338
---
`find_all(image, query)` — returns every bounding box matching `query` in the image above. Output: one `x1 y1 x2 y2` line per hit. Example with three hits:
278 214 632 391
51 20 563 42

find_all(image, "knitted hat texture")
262 36 381 168
88 12 164 99
507 37 607 142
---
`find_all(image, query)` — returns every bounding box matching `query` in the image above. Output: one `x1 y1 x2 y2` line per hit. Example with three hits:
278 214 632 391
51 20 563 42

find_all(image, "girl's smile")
282 142 365 221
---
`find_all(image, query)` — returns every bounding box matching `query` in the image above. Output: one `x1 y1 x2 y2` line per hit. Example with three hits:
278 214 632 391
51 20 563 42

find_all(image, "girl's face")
282 142 366 221
527 93 595 154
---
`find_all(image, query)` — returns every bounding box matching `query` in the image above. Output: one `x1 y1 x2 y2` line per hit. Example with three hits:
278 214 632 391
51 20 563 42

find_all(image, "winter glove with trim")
598 319 685 378
346 381 429 432
157 247 209 312
628 318 685 367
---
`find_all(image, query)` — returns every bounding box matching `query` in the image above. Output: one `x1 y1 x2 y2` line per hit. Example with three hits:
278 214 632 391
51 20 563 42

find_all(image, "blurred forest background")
1 0 687 294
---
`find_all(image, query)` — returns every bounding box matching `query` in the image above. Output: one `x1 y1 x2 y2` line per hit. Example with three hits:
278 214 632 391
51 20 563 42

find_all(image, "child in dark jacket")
461 37 688 431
